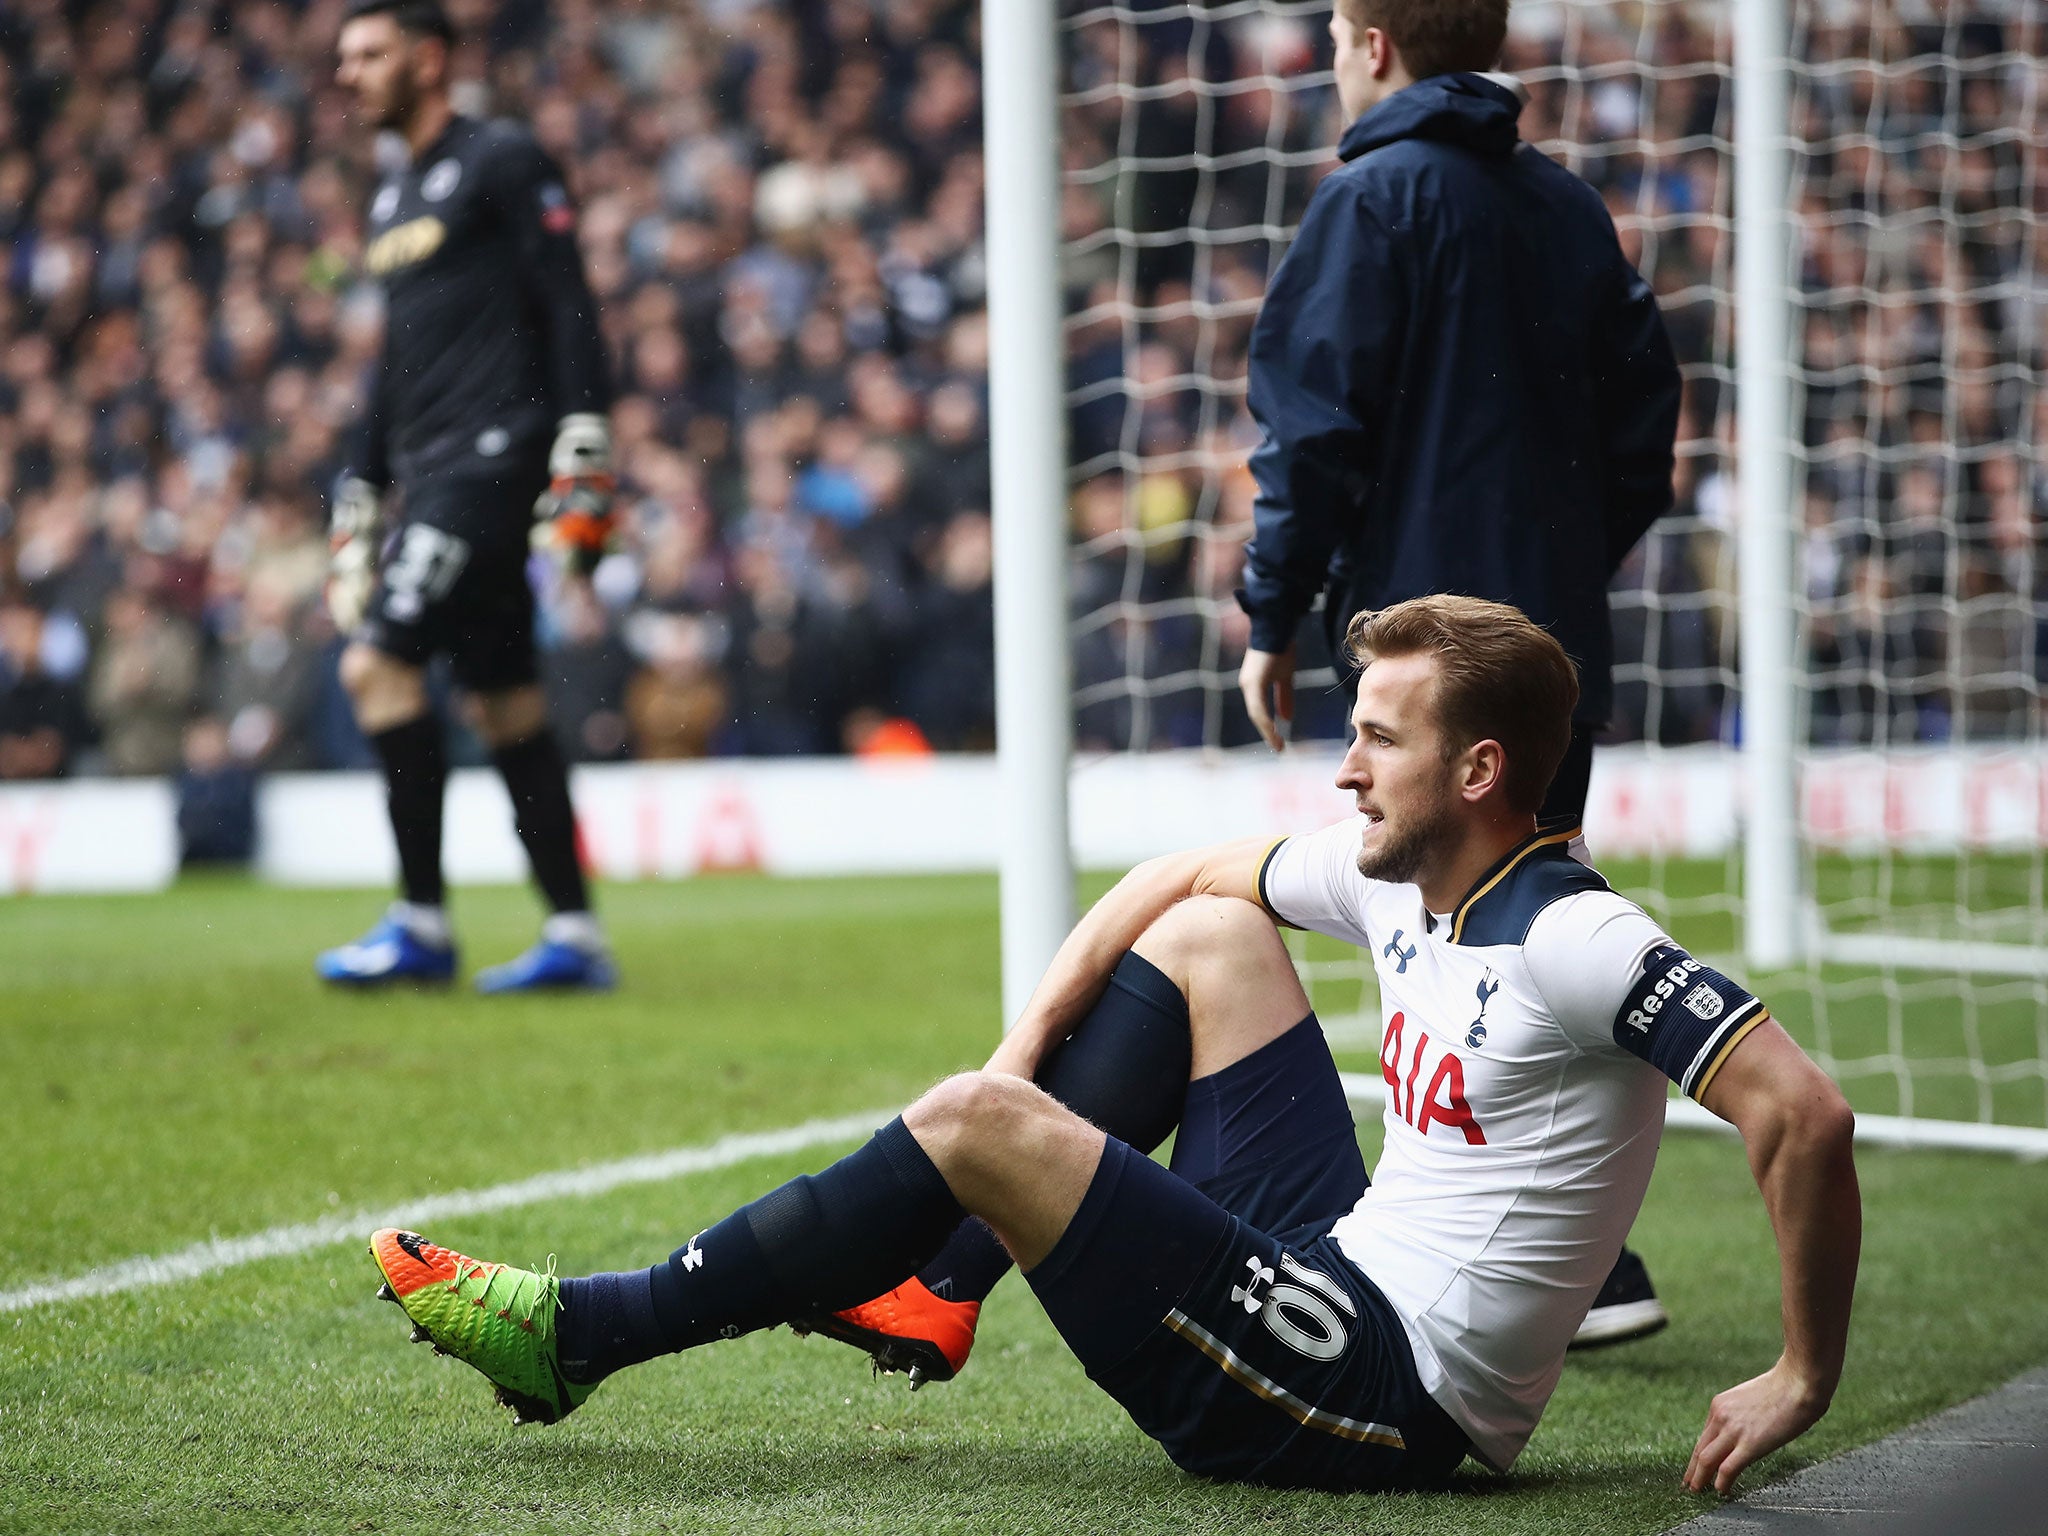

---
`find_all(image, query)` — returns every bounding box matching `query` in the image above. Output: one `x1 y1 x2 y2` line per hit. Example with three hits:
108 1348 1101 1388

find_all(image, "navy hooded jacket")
1239 73 1681 724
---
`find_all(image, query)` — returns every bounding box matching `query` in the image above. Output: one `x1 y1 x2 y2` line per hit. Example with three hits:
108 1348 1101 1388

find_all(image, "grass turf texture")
2 870 2044 1534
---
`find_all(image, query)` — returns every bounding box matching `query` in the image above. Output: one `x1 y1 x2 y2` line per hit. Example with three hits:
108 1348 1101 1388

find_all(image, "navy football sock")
915 951 1191 1305
556 1267 665 1385
558 1118 965 1381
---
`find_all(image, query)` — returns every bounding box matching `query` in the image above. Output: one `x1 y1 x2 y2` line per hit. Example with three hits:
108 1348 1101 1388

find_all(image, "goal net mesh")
1057 0 2048 1132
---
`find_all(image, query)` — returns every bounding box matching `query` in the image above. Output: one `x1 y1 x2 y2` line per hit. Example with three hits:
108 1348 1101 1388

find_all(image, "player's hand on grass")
326 473 383 632
1683 1356 1833 1495
534 412 617 576
1239 644 1295 752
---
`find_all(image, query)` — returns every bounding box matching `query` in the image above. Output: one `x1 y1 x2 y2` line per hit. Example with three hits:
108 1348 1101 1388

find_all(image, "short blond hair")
1345 595 1578 815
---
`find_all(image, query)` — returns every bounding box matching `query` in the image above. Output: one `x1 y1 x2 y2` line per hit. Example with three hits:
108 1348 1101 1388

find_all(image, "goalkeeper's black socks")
491 729 589 916
556 1118 965 1383
369 715 447 908
914 950 1192 1301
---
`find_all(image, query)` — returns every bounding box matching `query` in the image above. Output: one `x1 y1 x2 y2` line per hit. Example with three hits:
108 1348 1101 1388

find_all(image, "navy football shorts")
361 464 546 694
1024 1013 1470 1490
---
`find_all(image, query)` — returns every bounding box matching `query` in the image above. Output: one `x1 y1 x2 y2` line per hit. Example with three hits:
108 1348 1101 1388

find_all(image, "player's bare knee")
906 1071 1048 1165
467 685 547 748
911 1069 1026 1130
342 646 427 733
337 642 388 701
1133 894 1289 988
903 1071 980 1143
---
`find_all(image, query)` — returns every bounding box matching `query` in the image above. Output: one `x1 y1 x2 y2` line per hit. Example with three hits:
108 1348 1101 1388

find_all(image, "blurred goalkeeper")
1235 0 1682 1344
318 0 617 993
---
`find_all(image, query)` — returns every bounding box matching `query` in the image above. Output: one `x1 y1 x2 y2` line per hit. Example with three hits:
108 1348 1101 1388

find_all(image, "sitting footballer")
368 594 1859 1495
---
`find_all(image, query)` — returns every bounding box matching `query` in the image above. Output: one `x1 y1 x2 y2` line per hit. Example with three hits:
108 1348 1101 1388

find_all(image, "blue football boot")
316 909 458 986
474 938 617 995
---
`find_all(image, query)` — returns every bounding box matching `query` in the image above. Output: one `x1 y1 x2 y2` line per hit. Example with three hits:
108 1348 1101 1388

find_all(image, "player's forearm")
1746 1091 1860 1400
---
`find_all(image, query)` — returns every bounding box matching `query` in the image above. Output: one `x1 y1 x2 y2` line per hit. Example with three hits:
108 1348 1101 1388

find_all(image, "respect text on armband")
1621 947 1704 1035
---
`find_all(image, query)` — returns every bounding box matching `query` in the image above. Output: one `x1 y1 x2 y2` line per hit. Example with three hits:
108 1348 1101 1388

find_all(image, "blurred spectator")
625 610 727 758
548 580 637 762
175 714 257 865
918 380 990 520
0 599 89 778
897 509 994 749
721 541 846 755
88 587 200 775
207 578 321 770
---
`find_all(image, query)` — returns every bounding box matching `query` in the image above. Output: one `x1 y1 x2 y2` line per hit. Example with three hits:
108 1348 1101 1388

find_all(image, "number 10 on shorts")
1233 1252 1356 1361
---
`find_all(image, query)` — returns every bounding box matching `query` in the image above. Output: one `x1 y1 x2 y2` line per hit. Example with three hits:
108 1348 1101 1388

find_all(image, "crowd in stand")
0 0 1004 805
0 1 2042 829
1533 0 2048 749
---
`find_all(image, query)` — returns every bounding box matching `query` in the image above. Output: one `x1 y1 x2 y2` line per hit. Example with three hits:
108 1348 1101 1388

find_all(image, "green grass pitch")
3 870 2046 1534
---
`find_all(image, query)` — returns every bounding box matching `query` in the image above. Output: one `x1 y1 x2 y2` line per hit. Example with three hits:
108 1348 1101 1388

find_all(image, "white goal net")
1055 0 2048 1144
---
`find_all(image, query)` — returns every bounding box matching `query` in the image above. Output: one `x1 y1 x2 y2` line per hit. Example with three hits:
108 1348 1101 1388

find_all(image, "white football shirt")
1259 821 1767 1471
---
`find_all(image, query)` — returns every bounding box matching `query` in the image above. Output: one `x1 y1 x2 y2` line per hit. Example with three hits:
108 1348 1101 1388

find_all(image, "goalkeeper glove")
326 473 383 633
533 412 617 576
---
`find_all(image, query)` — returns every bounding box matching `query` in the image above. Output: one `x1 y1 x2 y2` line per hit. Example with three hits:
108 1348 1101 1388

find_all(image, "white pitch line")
0 1109 892 1315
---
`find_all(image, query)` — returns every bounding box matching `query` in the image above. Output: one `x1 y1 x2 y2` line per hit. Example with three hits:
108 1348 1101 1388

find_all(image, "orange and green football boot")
369 1227 597 1425
791 1277 979 1389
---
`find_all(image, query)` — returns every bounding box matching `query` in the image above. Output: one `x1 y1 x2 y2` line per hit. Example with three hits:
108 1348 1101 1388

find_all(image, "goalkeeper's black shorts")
361 462 546 693
1024 1013 1470 1491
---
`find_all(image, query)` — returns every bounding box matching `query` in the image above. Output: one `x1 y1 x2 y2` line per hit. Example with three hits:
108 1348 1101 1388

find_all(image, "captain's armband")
1612 943 1769 1100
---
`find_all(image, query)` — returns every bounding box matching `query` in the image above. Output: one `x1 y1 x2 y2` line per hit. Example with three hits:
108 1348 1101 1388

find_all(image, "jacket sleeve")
1592 254 1681 573
1238 178 1398 655
486 132 614 420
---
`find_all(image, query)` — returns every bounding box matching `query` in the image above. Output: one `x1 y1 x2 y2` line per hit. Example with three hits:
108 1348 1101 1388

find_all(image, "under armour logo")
1229 1255 1275 1314
681 1232 706 1272
1383 930 1417 973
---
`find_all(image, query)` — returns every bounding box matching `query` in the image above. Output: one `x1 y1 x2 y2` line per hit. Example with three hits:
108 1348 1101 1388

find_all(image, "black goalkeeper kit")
358 114 610 490
354 114 613 689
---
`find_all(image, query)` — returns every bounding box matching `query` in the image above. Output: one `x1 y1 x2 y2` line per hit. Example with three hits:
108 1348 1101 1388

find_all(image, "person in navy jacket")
1236 0 1683 1347
1237 2 1680 782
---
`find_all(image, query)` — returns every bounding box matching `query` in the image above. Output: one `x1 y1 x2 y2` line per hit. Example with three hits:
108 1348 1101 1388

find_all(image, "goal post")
1734 0 1802 973
984 0 1076 1028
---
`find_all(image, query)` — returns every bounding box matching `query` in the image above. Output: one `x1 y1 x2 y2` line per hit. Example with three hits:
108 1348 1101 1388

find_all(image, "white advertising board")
15 744 2048 893
0 779 178 894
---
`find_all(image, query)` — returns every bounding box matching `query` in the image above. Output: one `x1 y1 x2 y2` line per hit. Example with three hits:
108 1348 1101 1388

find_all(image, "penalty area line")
0 1109 894 1316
